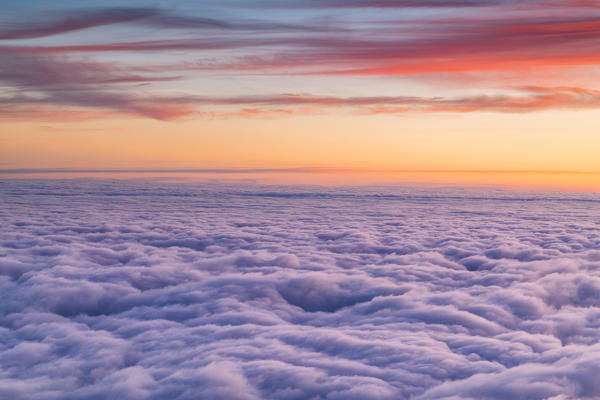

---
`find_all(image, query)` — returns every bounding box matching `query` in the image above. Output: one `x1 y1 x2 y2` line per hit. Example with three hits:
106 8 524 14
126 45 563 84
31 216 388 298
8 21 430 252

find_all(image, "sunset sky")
1 0 600 189
4 3 600 398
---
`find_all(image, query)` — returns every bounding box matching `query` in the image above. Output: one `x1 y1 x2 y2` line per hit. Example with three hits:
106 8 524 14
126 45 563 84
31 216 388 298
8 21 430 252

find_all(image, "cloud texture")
1 1 599 120
1 180 600 399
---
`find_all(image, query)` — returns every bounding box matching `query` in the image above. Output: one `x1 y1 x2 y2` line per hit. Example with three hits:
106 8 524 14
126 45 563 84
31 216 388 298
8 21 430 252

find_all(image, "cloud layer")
1 180 600 399
1 2 599 120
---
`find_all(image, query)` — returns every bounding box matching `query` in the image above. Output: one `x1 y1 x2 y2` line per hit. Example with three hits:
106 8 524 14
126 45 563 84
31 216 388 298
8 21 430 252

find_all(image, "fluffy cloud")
1 180 600 399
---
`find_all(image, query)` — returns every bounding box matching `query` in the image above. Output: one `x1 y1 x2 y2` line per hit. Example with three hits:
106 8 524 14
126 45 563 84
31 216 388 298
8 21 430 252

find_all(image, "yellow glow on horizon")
1 109 599 191
1 170 599 192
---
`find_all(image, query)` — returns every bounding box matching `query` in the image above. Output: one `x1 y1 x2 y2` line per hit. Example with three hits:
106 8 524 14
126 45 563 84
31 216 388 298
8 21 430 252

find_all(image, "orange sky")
1 1 599 191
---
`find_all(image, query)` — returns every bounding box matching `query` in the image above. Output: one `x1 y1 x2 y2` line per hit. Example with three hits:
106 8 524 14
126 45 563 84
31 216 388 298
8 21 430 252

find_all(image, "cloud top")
1 180 600 399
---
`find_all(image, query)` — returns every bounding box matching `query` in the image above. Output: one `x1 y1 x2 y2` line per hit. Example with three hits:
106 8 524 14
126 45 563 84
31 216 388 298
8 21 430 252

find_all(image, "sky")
1 0 600 189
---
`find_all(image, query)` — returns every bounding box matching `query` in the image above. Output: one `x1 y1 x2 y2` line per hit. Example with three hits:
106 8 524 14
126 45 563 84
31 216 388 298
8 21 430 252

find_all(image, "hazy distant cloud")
1 180 600 399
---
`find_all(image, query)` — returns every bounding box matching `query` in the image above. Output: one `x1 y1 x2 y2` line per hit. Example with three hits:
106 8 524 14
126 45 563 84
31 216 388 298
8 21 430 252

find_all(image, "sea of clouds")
1 179 600 399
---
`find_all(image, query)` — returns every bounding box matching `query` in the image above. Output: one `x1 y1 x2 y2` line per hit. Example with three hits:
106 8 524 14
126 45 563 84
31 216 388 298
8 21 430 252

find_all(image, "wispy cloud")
242 0 516 9
0 8 158 40
1 1 599 121
2 82 599 121
259 0 600 9
212 87 600 116
0 53 192 120
5 16 598 78
175 17 600 75
0 7 325 40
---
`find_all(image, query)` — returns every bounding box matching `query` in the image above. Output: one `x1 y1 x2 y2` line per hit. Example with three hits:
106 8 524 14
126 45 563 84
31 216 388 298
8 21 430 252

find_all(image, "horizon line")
1 168 600 175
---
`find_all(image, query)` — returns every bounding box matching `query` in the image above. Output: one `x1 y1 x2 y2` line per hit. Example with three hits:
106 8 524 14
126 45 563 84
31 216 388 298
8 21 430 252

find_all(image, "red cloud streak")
2 87 599 121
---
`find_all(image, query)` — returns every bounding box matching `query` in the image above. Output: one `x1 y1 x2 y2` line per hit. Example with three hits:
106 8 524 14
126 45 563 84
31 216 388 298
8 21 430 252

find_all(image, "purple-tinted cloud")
0 8 159 40
2 7 599 78
254 0 600 9
198 86 600 114
0 7 326 41
240 0 517 9
3 79 600 121
1 2 599 121
1 180 600 398
0 53 193 120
